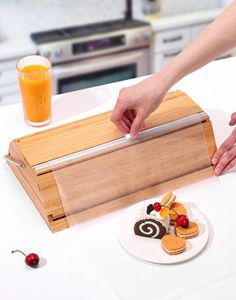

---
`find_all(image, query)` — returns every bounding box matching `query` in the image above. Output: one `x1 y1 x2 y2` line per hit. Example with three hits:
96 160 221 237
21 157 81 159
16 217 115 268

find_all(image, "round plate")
117 200 209 264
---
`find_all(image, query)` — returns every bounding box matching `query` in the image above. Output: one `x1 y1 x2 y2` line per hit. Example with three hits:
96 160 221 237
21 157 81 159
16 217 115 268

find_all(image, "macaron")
169 202 187 225
160 192 176 208
175 221 199 239
161 235 186 255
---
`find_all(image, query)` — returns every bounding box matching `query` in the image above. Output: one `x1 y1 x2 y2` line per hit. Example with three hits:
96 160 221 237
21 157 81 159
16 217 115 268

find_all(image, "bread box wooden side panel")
5 91 217 232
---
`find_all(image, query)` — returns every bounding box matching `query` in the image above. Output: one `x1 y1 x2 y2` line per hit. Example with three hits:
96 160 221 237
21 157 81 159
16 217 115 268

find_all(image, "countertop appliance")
31 18 152 95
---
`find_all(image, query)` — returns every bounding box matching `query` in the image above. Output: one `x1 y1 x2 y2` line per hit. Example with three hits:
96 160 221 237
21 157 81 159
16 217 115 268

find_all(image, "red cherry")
153 202 162 212
25 253 39 267
11 250 40 268
176 215 189 228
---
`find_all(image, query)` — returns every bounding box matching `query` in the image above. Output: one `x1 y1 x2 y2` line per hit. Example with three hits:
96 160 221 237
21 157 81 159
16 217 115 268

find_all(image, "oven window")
59 64 136 94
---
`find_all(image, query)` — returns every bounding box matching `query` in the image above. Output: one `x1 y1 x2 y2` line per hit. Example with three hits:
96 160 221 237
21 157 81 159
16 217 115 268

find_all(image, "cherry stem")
162 205 179 216
11 250 27 257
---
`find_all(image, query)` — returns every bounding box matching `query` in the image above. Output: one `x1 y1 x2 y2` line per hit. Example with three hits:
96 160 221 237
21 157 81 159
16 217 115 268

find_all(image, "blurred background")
0 0 234 106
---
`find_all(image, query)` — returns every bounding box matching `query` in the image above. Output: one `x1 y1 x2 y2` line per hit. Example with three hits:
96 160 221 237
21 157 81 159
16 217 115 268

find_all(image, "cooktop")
31 19 150 45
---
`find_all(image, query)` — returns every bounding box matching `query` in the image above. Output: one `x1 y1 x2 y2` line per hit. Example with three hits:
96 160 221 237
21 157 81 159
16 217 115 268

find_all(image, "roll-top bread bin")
5 90 216 232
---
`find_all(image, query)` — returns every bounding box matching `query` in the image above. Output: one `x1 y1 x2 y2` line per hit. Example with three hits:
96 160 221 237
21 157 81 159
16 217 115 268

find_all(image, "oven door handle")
53 50 145 78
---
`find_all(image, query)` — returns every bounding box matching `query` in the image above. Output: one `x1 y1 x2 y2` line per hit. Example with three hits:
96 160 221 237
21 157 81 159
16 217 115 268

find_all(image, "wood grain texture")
6 90 217 232
6 144 69 232
52 166 215 231
14 90 204 167
49 122 215 215
6 143 51 227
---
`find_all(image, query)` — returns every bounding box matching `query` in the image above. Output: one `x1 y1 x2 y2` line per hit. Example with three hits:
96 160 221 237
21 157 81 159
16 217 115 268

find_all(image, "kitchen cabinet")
154 49 181 71
154 27 191 53
153 27 190 72
0 58 21 106
153 21 236 72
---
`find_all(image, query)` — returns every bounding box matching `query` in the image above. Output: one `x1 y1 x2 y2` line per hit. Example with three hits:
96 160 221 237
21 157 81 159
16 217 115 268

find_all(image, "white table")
1 58 236 300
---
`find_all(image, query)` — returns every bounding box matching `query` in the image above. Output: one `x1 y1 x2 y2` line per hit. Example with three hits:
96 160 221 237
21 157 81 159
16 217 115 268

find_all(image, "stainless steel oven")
31 19 152 95
52 47 150 94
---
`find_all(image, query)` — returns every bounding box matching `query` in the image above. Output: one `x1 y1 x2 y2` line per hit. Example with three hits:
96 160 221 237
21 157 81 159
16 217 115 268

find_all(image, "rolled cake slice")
134 207 170 239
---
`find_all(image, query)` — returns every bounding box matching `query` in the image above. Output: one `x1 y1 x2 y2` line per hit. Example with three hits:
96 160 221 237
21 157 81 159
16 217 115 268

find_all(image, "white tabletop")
1 58 236 300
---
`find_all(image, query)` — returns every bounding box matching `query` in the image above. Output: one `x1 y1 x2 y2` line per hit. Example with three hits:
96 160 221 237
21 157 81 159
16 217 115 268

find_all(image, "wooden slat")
55 122 215 215
14 90 203 167
38 121 216 219
50 166 215 232
38 172 65 217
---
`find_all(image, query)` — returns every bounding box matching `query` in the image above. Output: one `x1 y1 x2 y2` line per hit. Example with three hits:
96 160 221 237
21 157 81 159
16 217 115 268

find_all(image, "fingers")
110 104 129 134
122 114 132 130
222 157 236 174
212 128 236 165
117 119 130 134
229 112 236 126
124 110 135 125
127 110 145 132
111 88 134 134
214 145 236 175
130 112 145 138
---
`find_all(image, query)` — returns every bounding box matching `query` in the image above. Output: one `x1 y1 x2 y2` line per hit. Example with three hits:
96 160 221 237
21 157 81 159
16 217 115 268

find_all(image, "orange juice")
17 57 52 126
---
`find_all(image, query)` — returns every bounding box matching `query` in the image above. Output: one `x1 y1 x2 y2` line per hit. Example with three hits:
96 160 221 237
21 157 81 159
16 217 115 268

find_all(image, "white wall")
221 0 234 6
0 0 124 42
0 0 224 43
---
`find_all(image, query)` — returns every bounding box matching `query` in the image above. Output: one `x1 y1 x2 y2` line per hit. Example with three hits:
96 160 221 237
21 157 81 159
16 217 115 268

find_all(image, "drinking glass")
16 55 52 127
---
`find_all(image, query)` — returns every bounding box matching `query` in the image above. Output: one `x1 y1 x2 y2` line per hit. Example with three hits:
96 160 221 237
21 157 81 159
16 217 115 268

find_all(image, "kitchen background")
0 0 225 40
0 0 234 106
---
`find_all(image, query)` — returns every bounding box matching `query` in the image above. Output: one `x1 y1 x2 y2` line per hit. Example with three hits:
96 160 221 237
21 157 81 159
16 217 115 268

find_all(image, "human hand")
111 72 172 138
212 112 236 175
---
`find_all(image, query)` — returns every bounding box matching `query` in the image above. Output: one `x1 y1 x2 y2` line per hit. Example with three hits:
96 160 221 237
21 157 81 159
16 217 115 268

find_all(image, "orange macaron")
169 202 187 225
160 192 176 208
161 235 186 255
175 221 199 239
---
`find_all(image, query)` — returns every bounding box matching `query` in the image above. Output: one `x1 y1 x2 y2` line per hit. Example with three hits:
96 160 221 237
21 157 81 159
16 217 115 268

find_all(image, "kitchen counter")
0 38 37 61
1 57 236 300
150 8 223 31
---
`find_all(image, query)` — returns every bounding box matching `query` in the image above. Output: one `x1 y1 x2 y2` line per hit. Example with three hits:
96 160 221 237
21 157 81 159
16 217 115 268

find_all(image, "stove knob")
133 34 141 43
41 50 51 58
144 31 152 41
54 48 62 58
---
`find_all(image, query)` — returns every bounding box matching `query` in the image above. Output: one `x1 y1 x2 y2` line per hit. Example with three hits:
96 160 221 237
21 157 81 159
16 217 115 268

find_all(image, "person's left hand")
212 112 236 175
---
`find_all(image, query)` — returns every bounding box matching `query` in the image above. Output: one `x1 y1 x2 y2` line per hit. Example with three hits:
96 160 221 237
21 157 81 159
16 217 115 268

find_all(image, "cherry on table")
11 250 40 267
176 214 189 228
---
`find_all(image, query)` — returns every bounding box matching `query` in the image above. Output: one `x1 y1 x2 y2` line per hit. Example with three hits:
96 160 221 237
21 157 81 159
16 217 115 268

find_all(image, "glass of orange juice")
16 55 52 127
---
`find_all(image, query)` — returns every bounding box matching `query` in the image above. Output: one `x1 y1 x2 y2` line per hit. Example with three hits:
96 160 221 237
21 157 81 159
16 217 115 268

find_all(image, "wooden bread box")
5 90 216 232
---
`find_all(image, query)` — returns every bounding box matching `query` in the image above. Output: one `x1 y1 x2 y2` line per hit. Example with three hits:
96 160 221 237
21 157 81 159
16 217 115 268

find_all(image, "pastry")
134 206 170 239
175 221 199 239
160 192 176 208
134 192 178 239
161 235 186 255
169 202 187 225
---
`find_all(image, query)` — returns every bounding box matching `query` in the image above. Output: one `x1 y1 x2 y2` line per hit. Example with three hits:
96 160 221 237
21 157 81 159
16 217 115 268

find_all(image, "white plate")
117 200 209 264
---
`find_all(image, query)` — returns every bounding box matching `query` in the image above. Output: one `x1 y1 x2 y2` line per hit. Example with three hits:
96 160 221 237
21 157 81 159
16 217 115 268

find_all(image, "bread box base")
5 91 216 232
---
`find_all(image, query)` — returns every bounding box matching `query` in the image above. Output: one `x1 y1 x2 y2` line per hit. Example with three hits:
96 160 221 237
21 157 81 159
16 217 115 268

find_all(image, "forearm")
157 0 236 86
112 1 236 137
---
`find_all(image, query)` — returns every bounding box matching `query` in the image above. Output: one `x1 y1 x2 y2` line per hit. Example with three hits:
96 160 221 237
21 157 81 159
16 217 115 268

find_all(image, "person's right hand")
212 112 236 175
111 72 172 138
